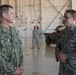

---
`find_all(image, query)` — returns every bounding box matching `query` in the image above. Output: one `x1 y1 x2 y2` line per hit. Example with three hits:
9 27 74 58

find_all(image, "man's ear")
3 13 7 19
73 16 76 20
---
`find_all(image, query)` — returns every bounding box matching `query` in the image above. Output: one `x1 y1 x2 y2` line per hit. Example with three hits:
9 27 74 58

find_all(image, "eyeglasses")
63 16 73 19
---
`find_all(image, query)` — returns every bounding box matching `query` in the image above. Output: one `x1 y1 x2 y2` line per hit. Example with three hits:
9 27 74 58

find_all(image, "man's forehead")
64 12 72 16
9 7 13 10
8 8 14 12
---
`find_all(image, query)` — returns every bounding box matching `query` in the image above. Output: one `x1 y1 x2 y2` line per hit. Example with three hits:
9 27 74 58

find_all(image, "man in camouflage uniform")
56 9 76 75
0 5 24 75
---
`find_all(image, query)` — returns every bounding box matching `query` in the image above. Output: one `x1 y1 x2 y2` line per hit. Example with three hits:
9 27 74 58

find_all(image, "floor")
22 37 59 75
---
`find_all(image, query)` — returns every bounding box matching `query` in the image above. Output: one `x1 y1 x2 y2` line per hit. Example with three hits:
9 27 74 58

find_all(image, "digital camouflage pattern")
0 24 23 75
56 25 76 75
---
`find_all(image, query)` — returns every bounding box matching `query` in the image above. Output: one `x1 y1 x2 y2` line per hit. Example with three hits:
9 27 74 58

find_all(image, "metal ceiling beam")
48 0 63 16
44 0 71 31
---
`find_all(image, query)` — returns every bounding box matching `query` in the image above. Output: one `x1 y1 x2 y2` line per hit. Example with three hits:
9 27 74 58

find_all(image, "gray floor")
22 37 59 75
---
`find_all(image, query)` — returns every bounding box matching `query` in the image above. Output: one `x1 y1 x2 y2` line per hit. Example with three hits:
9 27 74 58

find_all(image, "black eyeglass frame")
63 16 73 19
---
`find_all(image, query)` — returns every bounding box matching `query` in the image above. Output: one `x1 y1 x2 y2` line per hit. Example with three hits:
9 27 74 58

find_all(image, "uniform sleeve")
18 32 24 48
55 39 62 61
12 27 23 67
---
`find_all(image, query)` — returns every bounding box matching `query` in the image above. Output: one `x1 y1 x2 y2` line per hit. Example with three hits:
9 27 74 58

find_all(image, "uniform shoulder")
10 26 16 30
0 25 3 34
10 26 17 32
10 26 18 35
71 25 76 32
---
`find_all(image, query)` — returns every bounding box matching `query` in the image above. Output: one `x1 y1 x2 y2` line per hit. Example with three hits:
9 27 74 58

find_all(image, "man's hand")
59 51 67 63
15 66 24 75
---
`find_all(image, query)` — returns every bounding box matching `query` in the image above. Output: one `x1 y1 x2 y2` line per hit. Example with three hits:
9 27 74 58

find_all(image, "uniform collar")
0 24 10 33
70 24 76 31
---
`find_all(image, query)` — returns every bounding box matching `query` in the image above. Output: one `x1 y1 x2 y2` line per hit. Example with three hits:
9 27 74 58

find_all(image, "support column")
72 0 76 10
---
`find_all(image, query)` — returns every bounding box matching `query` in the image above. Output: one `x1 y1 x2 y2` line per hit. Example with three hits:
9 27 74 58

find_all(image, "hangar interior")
1 0 76 75
1 0 76 37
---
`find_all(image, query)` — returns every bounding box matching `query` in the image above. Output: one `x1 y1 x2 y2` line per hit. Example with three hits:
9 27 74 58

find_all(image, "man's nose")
63 17 66 20
62 20 65 24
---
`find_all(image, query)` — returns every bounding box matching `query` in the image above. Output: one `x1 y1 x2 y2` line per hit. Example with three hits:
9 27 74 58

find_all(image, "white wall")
72 0 76 10
1 0 73 37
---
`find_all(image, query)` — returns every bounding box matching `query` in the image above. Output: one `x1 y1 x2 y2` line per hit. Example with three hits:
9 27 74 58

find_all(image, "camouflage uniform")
32 29 40 48
56 25 76 75
0 25 23 75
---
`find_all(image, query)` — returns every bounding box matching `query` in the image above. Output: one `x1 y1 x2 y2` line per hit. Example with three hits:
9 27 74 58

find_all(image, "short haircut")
0 5 13 18
34 26 39 30
65 9 76 17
